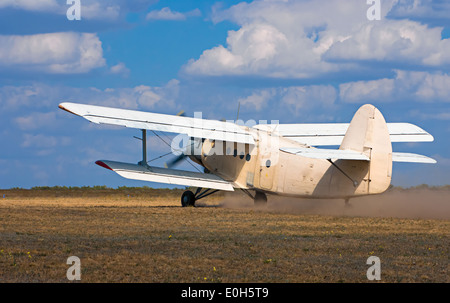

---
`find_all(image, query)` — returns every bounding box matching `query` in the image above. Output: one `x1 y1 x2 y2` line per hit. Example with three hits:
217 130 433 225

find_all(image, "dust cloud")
219 188 450 220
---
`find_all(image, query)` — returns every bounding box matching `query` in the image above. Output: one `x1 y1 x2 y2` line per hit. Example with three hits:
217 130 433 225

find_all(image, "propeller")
164 154 187 168
164 109 188 168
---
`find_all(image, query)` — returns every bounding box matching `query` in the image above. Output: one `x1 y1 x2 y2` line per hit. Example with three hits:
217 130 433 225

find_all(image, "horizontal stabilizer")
95 160 235 191
280 148 436 164
255 123 434 146
59 102 255 145
280 147 369 161
392 152 437 164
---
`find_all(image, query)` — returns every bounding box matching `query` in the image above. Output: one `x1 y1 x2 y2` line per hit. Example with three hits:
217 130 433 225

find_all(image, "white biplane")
59 102 435 207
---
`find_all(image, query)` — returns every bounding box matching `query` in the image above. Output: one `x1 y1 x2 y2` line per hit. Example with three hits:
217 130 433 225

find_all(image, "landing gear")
239 189 268 207
344 198 352 208
181 190 196 207
181 188 220 207
254 191 267 207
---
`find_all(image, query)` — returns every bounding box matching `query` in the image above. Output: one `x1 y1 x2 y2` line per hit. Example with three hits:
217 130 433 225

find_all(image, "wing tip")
58 102 81 116
95 160 113 170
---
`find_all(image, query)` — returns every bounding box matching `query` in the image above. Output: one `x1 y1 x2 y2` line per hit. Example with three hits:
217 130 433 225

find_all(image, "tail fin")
340 104 392 194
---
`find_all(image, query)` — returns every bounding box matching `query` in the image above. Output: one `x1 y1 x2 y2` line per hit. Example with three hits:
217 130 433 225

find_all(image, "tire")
181 190 196 207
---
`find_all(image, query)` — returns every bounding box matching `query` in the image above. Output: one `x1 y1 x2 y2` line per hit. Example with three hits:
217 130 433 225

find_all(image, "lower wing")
96 160 235 191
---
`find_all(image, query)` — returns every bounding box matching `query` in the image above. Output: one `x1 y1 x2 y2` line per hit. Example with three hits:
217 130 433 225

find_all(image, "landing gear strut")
344 198 352 208
181 188 219 207
254 191 267 207
239 189 268 207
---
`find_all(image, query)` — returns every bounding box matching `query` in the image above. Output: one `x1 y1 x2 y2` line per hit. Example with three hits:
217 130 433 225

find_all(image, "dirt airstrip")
0 187 448 283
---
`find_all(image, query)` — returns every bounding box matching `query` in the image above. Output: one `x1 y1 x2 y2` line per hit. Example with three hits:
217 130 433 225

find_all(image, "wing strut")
134 129 148 168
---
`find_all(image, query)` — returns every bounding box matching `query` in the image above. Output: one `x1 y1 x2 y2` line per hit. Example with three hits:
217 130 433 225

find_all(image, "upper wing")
96 160 234 191
254 123 434 146
59 102 255 145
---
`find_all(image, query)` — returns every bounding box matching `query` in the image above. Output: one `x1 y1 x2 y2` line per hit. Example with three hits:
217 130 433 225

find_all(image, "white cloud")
110 62 130 77
339 70 450 103
389 0 450 22
81 2 121 20
339 78 395 103
0 79 181 112
0 83 58 111
0 0 149 20
280 85 337 115
236 84 337 116
146 7 201 21
325 20 450 66
186 0 449 79
15 112 57 130
410 110 450 121
186 22 297 77
238 89 275 111
22 133 70 148
0 0 59 12
0 32 106 73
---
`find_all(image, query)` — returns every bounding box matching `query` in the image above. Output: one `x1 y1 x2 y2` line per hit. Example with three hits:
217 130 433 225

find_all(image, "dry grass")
0 189 448 283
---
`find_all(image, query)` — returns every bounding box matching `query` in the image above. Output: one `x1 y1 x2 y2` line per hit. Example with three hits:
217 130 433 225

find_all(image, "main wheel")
181 190 196 207
254 191 267 207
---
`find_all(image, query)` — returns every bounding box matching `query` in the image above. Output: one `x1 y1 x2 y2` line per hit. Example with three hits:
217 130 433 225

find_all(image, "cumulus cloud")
0 79 181 112
280 85 337 114
0 0 154 21
236 84 337 116
146 7 201 21
325 19 450 66
22 133 70 148
0 0 59 12
15 112 58 130
0 32 106 73
185 22 300 77
238 89 276 111
110 62 130 77
388 0 450 24
339 70 450 103
70 79 180 110
185 0 449 79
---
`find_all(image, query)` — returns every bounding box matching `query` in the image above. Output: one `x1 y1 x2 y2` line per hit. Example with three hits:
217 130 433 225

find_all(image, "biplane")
59 102 435 207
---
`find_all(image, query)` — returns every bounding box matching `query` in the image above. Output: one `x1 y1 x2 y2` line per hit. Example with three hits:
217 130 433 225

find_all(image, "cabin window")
265 160 271 168
246 154 251 161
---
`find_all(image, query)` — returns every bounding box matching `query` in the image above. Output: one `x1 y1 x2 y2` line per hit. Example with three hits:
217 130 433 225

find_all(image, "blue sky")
1 0 449 188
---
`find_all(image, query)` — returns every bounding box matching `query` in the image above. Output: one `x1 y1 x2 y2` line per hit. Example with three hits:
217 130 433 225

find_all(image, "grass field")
0 187 448 283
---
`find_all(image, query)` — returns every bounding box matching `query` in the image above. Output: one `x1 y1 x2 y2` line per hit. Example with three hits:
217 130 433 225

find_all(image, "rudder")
339 104 392 194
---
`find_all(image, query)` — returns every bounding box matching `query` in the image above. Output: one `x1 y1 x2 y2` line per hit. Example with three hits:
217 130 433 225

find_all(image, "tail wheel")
181 190 196 207
254 191 267 207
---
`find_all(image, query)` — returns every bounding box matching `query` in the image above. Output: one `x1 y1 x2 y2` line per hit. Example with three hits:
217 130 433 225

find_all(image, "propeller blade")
164 154 187 168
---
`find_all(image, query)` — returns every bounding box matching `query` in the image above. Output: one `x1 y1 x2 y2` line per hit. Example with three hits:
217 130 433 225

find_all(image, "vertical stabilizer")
340 104 392 194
